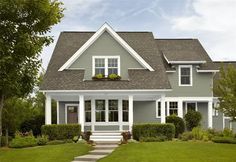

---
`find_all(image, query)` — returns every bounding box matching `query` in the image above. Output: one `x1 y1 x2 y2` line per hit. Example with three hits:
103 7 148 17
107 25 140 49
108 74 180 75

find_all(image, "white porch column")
118 99 123 131
45 93 52 125
128 95 133 132
56 101 59 124
79 95 85 132
161 94 166 123
178 100 183 118
208 100 213 128
91 99 95 131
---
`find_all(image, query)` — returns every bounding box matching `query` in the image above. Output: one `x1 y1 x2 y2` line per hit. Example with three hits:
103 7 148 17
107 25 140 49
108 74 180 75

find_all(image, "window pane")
109 111 118 122
109 100 118 110
95 58 105 67
169 102 178 115
108 68 118 75
96 111 105 122
123 112 128 122
123 100 128 110
181 68 190 75
85 101 91 111
95 68 105 75
122 100 129 122
181 76 190 84
68 106 77 113
108 58 118 67
157 102 161 117
85 112 91 122
96 100 105 110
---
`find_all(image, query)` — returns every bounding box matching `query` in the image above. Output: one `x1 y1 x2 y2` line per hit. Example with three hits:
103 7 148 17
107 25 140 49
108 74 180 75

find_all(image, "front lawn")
0 143 91 162
99 141 236 162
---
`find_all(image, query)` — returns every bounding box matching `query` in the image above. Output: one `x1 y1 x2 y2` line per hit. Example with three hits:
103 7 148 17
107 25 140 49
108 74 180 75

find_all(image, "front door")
67 105 78 123
186 102 197 112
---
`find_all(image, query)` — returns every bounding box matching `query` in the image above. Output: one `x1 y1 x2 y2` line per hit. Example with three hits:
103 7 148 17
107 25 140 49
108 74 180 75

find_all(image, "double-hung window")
95 100 105 122
122 100 129 122
93 56 120 77
108 100 118 122
179 65 192 86
169 102 178 115
85 100 91 122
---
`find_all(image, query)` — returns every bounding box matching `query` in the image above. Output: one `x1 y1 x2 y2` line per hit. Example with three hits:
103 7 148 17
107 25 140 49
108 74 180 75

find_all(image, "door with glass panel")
67 105 78 124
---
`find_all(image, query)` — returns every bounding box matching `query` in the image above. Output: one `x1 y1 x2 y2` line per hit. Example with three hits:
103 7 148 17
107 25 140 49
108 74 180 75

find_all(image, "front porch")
44 91 214 132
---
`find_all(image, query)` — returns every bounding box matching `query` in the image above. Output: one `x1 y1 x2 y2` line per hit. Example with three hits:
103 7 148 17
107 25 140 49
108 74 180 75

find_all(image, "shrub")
37 135 48 146
166 115 185 137
108 74 121 80
20 115 45 136
73 136 79 143
47 140 65 145
81 131 92 142
191 127 206 140
139 136 167 142
212 136 236 144
1 136 12 147
121 131 132 143
9 131 37 148
41 124 81 140
222 128 234 137
184 110 202 131
132 123 175 141
179 131 193 141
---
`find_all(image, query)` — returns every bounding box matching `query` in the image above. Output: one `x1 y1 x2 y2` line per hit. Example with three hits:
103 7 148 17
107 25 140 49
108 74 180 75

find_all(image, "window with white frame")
95 100 105 122
85 100 91 122
179 65 192 86
93 56 120 76
122 100 129 122
169 102 178 115
213 103 219 117
156 101 161 118
108 100 119 122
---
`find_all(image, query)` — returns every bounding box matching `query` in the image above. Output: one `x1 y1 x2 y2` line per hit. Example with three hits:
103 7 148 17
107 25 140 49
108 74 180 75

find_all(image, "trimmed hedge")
184 110 202 131
132 123 175 141
166 115 185 137
9 136 37 148
41 124 81 140
212 136 236 144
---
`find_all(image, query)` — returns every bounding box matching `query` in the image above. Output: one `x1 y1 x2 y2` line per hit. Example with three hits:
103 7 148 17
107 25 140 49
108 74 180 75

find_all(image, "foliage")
47 140 66 145
20 115 45 136
72 136 79 143
9 131 37 148
212 136 236 144
139 136 167 142
41 124 81 140
166 115 185 137
108 74 121 80
132 123 175 141
184 110 202 131
92 73 104 80
179 131 193 141
191 127 208 141
0 0 64 146
36 135 48 146
222 128 234 137
81 131 92 142
121 131 132 143
214 65 236 121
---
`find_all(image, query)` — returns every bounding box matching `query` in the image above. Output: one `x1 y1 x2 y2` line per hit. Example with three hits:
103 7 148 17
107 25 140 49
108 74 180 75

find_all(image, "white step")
91 138 121 142
94 144 118 149
92 132 121 136
90 135 122 138
74 154 106 161
90 149 114 155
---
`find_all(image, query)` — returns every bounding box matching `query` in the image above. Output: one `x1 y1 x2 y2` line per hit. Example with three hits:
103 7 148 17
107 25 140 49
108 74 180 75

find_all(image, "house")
40 23 236 140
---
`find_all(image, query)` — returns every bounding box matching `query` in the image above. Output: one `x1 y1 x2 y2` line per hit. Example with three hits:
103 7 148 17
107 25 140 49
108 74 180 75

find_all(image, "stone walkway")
72 142 119 162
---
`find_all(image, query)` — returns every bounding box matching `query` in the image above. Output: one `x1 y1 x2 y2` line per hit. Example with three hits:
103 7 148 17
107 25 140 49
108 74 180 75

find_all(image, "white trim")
40 89 172 93
64 104 79 124
67 68 85 70
56 101 59 124
165 97 214 101
166 70 176 73
160 94 166 123
128 68 146 70
208 100 213 128
128 95 133 131
179 65 193 86
79 95 85 132
58 23 154 71
163 54 206 64
197 69 219 73
92 56 120 76
91 99 95 131
45 94 52 125
118 99 123 131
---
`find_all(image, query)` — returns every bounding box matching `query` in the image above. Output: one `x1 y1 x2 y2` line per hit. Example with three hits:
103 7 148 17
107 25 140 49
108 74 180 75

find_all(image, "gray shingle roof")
40 32 171 90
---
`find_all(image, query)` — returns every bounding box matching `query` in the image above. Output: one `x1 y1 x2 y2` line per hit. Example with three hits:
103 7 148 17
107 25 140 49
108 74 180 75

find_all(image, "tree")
214 65 236 122
0 0 64 146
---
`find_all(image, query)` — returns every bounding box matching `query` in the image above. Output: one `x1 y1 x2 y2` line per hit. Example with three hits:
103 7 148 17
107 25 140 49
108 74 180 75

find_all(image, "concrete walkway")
72 142 119 162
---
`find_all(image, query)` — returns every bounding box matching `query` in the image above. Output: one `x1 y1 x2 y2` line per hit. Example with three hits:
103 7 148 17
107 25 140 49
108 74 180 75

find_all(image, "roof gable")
58 23 154 71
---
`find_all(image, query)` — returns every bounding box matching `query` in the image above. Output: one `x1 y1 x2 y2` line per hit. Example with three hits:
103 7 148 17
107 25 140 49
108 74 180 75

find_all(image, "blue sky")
41 0 236 68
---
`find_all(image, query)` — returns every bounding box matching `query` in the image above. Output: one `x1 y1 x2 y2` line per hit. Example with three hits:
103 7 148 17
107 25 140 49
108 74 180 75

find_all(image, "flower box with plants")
92 73 121 81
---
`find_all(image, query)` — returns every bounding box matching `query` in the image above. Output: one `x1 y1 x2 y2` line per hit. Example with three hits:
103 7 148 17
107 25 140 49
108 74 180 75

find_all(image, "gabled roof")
40 31 171 91
58 23 154 71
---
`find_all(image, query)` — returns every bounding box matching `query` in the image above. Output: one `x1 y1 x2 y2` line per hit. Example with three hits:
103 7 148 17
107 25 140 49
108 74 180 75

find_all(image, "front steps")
90 132 122 142
72 141 119 162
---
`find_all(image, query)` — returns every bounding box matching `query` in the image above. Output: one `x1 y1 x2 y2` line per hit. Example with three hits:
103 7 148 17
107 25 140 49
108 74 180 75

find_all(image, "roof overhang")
164 54 206 64
58 23 154 71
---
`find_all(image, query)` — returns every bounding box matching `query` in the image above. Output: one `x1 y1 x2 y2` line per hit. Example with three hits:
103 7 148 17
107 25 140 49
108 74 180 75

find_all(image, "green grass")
0 143 91 162
99 141 236 162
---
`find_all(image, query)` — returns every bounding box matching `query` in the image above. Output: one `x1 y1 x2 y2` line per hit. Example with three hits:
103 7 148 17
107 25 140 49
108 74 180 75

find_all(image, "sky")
41 0 236 69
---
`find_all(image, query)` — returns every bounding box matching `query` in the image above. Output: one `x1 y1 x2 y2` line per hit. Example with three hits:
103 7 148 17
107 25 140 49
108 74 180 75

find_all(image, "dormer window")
93 56 120 76
179 65 192 86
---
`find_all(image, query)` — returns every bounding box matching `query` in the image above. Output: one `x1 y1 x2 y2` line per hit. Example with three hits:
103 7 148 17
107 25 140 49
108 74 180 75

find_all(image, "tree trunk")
0 95 4 147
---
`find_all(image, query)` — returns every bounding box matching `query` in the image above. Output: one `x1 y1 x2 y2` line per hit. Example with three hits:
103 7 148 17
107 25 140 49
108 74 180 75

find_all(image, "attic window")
93 56 120 76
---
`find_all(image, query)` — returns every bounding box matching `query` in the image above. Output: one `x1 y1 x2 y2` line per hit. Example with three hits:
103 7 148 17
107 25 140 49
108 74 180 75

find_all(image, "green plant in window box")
108 74 121 81
92 73 105 80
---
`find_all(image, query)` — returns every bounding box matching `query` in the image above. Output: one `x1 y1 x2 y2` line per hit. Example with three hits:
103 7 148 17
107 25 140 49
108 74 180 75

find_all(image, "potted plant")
92 73 105 80
108 73 121 81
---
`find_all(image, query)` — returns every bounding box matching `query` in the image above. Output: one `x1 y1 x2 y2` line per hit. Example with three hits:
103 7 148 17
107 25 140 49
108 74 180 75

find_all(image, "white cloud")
169 0 236 60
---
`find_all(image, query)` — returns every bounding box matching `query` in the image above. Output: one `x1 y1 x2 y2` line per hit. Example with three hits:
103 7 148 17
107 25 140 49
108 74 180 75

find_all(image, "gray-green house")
40 23 235 141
